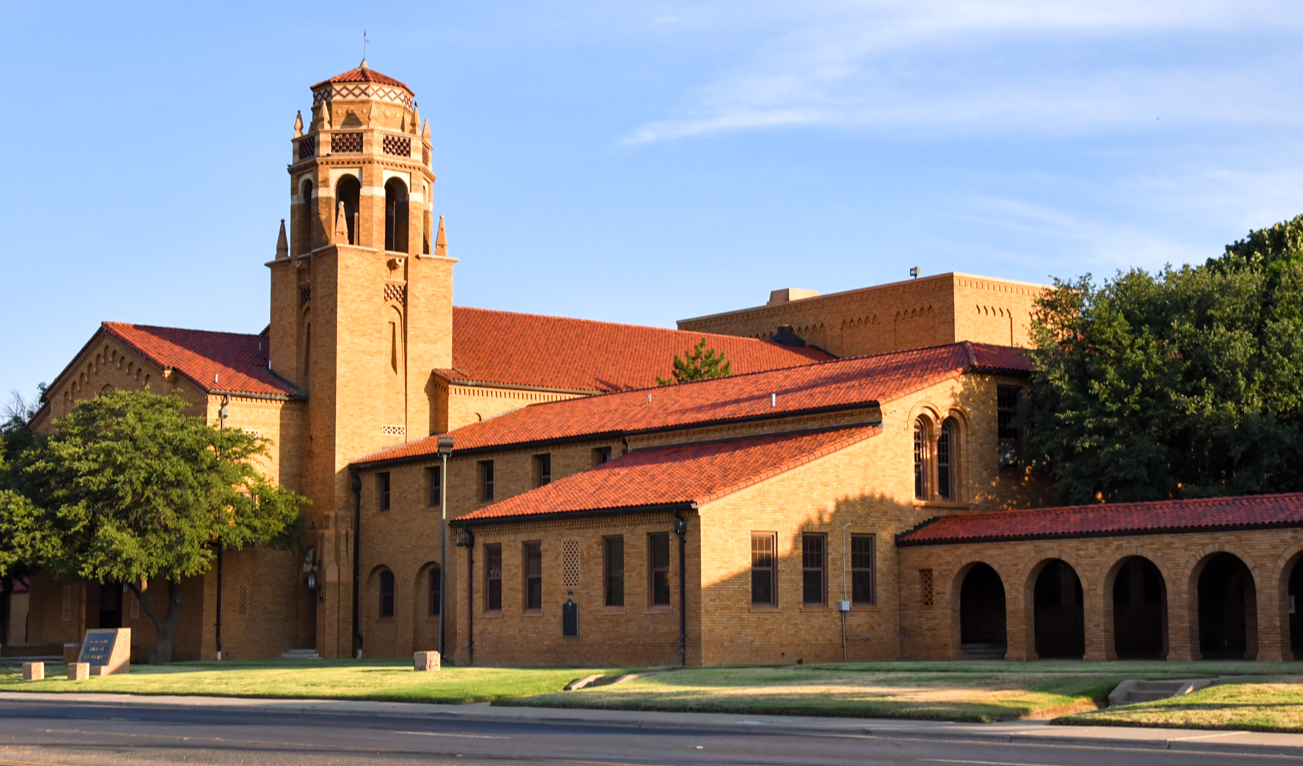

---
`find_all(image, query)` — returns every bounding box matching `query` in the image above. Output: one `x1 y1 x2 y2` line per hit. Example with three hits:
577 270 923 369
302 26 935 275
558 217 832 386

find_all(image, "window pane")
379 570 395 618
604 537 624 607
524 543 542 610
802 534 825 605
486 545 502 611
649 533 670 606
428 566 441 616
481 461 495 501
913 419 927 500
427 466 441 507
751 533 776 606
851 535 875 604
937 420 954 500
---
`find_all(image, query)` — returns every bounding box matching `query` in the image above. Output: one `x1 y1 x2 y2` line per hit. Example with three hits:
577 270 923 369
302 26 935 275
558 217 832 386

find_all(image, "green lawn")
0 660 616 704
4 659 1303 727
1056 677 1303 733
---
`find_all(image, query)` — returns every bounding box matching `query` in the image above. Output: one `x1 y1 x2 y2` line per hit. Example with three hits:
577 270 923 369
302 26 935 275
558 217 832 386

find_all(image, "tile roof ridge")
455 304 816 345
103 321 263 340
919 491 1303 525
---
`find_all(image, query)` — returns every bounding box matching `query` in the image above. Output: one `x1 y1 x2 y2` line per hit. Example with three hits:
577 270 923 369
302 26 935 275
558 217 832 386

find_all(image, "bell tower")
267 61 455 658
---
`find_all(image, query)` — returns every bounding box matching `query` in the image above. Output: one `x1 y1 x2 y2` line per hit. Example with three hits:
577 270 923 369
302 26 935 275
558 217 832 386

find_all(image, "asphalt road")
0 699 1284 766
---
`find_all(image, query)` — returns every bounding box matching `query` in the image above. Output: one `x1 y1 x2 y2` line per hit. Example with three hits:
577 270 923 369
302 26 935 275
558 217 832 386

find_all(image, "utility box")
838 600 851 612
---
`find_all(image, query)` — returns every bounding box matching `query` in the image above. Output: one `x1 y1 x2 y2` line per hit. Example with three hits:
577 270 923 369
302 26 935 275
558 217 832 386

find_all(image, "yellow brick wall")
899 529 1303 663
677 273 1048 357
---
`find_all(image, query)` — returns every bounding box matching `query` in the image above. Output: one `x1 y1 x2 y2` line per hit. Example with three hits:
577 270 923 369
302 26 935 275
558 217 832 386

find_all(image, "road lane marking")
924 759 1060 766
393 730 508 740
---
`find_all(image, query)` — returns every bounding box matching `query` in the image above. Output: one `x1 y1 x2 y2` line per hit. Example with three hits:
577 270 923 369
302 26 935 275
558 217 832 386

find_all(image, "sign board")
78 628 131 676
562 598 578 638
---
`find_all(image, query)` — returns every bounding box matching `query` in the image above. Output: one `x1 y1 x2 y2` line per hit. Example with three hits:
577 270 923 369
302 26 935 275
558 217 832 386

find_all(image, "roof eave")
450 501 697 528
896 519 1303 547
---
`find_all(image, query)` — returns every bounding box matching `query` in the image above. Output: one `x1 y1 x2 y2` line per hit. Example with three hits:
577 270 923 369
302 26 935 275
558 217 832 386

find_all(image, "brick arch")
1098 545 1172 660
948 554 1012 659
1184 544 1260 660
1271 543 1303 661
1018 551 1091 660
412 560 443 655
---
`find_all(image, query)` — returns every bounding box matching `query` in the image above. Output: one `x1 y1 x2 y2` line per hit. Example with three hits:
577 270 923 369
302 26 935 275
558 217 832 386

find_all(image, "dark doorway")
1290 557 1303 660
98 584 122 629
1198 553 1255 659
960 563 1007 659
1034 559 1085 658
1113 557 1166 659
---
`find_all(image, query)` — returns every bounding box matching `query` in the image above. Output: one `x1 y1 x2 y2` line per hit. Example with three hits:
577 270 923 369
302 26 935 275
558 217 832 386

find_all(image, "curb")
2 692 1301 757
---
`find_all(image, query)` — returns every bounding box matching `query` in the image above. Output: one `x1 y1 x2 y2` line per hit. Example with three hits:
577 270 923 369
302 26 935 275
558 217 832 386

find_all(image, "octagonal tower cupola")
287 59 436 257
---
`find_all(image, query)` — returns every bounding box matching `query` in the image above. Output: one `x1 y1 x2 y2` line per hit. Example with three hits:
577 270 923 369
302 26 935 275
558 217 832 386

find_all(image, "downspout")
350 468 363 658
467 530 475 666
674 510 689 667
216 395 230 661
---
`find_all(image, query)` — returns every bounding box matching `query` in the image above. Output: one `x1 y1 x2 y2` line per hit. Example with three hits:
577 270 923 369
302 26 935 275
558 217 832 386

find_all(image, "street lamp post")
436 435 455 660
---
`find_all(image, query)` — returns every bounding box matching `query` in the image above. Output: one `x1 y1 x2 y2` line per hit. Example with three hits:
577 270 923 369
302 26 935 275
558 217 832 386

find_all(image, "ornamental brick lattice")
383 284 406 303
332 132 363 153
300 286 311 305
297 135 316 160
562 539 581 588
383 135 411 157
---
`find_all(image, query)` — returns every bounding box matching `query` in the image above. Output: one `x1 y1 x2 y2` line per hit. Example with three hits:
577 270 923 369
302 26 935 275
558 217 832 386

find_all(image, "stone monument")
414 650 440 671
22 661 44 681
78 628 131 676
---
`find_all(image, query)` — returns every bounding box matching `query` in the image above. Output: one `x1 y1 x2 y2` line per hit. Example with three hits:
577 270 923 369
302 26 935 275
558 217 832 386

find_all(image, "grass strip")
1054 677 1303 733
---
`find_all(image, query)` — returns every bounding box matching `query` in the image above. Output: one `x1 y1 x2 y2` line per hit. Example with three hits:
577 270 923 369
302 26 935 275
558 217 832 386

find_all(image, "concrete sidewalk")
2 690 1301 758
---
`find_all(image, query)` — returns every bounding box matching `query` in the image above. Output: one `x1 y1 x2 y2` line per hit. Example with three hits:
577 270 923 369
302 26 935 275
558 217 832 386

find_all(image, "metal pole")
216 396 229 661
438 452 448 659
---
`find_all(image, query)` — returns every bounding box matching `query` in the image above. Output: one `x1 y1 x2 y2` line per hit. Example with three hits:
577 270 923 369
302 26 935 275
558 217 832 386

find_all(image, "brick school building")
20 63 1303 665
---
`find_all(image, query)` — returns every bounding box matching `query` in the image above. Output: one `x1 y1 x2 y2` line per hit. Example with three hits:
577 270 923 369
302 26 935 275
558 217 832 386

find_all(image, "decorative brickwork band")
313 83 414 108
383 135 412 157
297 135 316 161
381 425 406 436
920 569 934 606
332 132 363 153
383 283 406 303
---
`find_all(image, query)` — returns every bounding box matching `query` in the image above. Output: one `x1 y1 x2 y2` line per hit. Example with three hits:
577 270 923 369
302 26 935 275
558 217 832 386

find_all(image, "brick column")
1004 582 1031 661
1165 577 1195 661
1254 574 1284 662
1084 583 1107 661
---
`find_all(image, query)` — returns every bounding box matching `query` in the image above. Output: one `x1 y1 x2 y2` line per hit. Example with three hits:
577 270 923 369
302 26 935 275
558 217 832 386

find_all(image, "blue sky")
4 1 1303 403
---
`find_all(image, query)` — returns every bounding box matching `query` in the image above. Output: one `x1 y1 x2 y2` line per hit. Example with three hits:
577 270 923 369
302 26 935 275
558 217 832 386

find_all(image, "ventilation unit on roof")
770 325 806 348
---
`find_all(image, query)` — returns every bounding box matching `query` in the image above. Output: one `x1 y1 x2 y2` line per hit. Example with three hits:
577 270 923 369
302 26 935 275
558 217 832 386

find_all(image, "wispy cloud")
622 1 1303 144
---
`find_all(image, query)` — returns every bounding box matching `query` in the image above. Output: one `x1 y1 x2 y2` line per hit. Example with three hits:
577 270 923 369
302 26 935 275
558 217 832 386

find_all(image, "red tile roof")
445 307 832 393
455 426 881 524
358 341 1030 465
101 323 302 399
312 65 410 90
897 492 1303 545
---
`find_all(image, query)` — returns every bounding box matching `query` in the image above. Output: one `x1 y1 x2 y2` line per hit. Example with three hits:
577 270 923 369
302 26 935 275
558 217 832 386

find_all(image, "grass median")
1055 676 1303 733
0 660 614 704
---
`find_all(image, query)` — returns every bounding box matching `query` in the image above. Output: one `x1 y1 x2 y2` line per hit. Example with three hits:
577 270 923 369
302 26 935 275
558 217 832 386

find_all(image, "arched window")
913 417 928 500
428 564 441 617
335 176 361 245
378 569 395 619
384 178 408 252
937 418 957 500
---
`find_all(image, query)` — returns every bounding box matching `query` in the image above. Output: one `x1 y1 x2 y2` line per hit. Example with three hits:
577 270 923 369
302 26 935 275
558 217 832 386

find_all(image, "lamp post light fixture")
436 435 455 660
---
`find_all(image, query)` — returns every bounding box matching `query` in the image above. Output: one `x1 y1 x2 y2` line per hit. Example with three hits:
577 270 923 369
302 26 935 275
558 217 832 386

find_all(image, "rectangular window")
426 466 441 508
534 453 552 487
377 472 391 511
379 570 395 618
649 532 671 606
485 544 502 611
604 536 625 607
592 446 612 466
997 386 1021 469
523 542 543 611
801 533 826 606
751 532 777 606
851 535 876 605
479 460 495 502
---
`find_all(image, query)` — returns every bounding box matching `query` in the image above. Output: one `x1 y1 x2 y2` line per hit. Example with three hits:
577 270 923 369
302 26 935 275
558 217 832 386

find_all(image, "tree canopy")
657 337 733 386
1022 216 1303 505
12 389 306 661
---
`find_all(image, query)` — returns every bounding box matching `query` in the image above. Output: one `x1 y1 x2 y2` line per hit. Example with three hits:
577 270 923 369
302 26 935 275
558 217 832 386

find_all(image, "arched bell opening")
1033 559 1085 659
959 563 1007 659
335 175 362 245
384 178 409 253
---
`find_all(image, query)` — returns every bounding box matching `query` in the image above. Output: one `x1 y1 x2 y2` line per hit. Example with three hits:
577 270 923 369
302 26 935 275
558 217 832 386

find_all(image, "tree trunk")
129 579 184 663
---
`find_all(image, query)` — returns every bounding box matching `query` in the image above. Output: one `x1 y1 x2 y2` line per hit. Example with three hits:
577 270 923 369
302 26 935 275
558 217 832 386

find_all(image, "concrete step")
960 643 1007 660
1108 678 1213 707
281 649 322 660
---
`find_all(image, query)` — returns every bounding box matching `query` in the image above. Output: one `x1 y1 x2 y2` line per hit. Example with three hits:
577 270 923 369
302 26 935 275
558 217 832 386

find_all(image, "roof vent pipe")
770 325 806 348
771 393 776 407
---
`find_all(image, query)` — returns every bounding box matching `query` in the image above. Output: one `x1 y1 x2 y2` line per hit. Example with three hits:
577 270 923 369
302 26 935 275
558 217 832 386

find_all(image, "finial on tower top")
276 220 288 260
360 31 369 69
434 216 448 256
360 58 368 69
293 110 303 138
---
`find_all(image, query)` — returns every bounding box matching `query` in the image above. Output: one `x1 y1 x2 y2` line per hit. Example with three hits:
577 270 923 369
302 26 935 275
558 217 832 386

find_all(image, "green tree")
0 441 45 645
657 337 733 386
22 390 306 662
1022 219 1303 505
